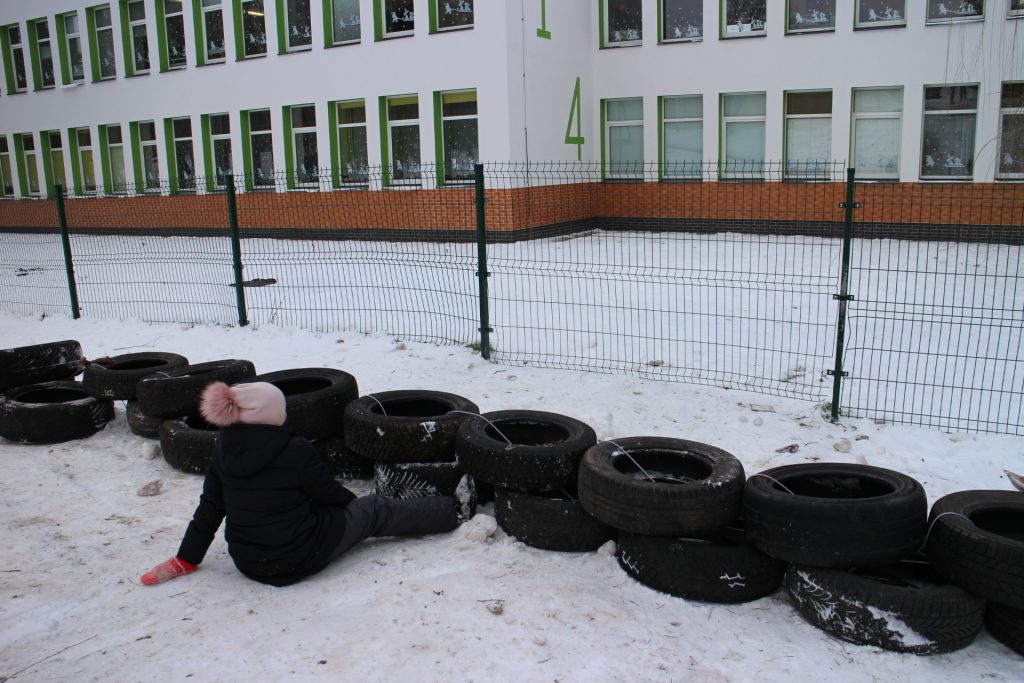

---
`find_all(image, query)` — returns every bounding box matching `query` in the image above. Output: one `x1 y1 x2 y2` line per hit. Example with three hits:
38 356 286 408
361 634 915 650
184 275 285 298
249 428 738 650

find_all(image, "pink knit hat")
200 381 287 427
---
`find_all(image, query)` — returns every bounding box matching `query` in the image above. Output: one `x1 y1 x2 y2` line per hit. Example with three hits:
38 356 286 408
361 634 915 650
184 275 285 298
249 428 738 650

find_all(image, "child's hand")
140 557 197 585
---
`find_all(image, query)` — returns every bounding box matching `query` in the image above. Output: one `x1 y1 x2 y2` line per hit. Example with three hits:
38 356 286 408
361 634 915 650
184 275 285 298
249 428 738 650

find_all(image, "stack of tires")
743 463 986 655
579 437 782 603
0 339 113 444
345 390 480 498
456 410 613 552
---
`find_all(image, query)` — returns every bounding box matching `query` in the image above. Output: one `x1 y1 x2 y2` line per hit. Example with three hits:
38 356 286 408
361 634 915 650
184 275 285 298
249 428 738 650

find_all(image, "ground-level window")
854 0 906 28
722 0 766 38
59 12 87 83
204 113 232 187
605 98 644 178
170 117 196 191
604 0 642 46
283 0 312 51
288 104 319 185
721 92 766 177
3 24 28 92
438 90 478 182
786 0 835 34
101 124 129 192
74 127 98 193
851 87 902 179
31 18 56 89
382 0 415 38
89 4 118 80
385 94 421 182
126 0 150 74
0 137 14 196
662 0 702 42
785 90 832 179
335 99 368 182
435 0 473 31
18 133 41 196
247 109 275 187
329 0 361 44
240 0 268 57
921 84 977 179
135 120 161 190
661 95 702 178
161 1 187 69
997 82 1024 179
45 131 68 193
198 0 226 62
926 1 985 24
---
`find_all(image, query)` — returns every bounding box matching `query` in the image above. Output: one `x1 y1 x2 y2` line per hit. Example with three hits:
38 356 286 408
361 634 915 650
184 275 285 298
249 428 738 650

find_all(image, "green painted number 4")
565 77 584 160
537 0 551 39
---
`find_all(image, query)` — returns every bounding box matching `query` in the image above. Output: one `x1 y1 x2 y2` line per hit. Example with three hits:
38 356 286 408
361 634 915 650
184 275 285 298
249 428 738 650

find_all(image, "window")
126 0 150 74
661 0 702 42
438 90 478 182
239 0 268 57
30 18 56 89
204 113 233 187
381 0 415 38
88 5 118 80
58 13 86 83
287 104 319 186
283 0 312 51
434 0 473 31
161 0 187 69
136 120 161 190
0 137 14 197
854 0 907 28
604 98 644 179
197 0 226 63
927 1 984 23
722 0 766 38
335 99 368 182
997 82 1024 179
18 134 41 196
786 1 835 34
3 25 28 93
921 85 978 179
246 109 275 187
604 0 642 46
101 124 129 192
385 95 421 182
328 0 361 44
721 92 766 178
73 127 99 193
661 95 702 178
1011 0 1024 18
851 88 902 179
169 117 196 191
785 91 832 179
44 131 68 194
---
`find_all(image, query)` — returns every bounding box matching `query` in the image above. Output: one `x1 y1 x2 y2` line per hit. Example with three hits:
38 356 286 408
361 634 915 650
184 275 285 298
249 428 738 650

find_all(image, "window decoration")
59 13 86 82
31 18 56 88
661 0 702 42
163 1 187 68
786 0 835 33
921 85 978 179
329 0 361 44
439 90 478 182
240 0 268 57
996 82 1024 179
383 0 415 37
854 0 906 28
127 0 150 74
722 0 766 38
437 1 473 31
605 0 642 46
926 1 984 23
285 0 312 50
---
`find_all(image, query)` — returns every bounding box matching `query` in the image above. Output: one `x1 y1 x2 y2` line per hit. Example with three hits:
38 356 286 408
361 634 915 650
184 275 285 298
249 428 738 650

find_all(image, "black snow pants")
329 494 458 560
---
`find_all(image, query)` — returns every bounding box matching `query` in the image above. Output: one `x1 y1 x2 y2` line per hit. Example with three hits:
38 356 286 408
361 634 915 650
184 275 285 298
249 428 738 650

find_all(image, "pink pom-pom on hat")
200 381 287 427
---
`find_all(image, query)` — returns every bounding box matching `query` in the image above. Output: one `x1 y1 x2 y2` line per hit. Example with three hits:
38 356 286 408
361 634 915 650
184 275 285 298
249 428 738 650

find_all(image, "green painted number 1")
537 0 551 39
565 77 584 160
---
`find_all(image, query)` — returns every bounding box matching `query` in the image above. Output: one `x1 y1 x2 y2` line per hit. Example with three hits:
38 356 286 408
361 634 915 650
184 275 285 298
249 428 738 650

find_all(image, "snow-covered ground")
0 312 1021 682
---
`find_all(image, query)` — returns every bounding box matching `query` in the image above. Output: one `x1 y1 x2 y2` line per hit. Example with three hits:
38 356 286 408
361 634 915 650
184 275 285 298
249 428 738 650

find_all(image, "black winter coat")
176 424 356 586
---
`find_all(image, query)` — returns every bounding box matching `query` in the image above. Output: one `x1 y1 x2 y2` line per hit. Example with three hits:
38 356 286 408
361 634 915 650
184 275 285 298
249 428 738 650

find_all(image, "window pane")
438 0 473 29
607 98 642 122
295 131 318 182
607 0 642 43
51 149 68 189
338 101 366 124
27 153 40 194
143 146 160 188
856 0 907 26
663 120 702 176
390 125 421 180
924 85 979 111
132 24 150 72
339 127 368 180
97 24 117 78
77 128 92 147
786 117 831 175
1 155 12 195
110 146 127 191
724 0 766 34
662 0 702 41
442 91 477 117
725 120 765 165
81 149 97 191
213 137 232 184
250 110 272 131
788 0 836 31
1001 83 1024 109
384 0 415 34
107 125 123 144
251 133 275 185
175 140 195 189
724 93 766 117
927 0 984 21
332 0 361 42
173 119 192 138
167 13 187 67
998 113 1024 175
128 1 146 21
204 6 225 59
68 34 85 80
140 122 156 140
210 114 230 135
288 0 312 48
389 97 418 120
787 91 831 115
854 88 902 113
609 124 643 174
443 118 478 180
921 113 975 176
854 118 900 175
242 0 268 56
291 105 316 128
664 95 701 119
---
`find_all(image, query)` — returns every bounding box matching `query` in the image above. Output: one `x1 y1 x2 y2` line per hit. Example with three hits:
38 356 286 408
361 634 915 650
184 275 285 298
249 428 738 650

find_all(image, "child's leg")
331 494 457 560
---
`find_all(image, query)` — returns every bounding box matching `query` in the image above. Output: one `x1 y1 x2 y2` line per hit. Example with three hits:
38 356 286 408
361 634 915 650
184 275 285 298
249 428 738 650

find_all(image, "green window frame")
120 0 150 76
164 116 196 193
323 0 361 46
328 98 369 187
130 120 162 191
240 108 276 190
659 94 703 179
659 0 703 43
1 24 29 94
282 103 319 188
379 93 421 186
13 133 41 197
600 0 642 48
0 136 15 197
68 126 99 195
98 123 130 193
40 130 68 197
429 0 473 33
277 0 313 53
86 4 118 81
235 0 269 60
55 12 87 85
201 112 233 190
193 0 227 65
156 0 188 71
433 89 478 185
27 17 57 90
374 0 415 41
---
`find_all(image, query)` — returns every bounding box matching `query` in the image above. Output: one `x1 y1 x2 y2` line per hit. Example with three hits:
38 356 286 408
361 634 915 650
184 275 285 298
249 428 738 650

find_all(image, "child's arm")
296 439 358 506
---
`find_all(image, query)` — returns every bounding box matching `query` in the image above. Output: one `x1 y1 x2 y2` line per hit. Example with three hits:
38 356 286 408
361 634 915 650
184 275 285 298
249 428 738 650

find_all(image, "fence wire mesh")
0 230 71 317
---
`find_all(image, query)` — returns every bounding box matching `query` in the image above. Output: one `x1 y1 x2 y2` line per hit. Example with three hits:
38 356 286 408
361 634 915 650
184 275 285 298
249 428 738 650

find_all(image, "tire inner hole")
486 422 568 446
611 450 711 484
781 475 894 499
372 398 452 417
109 359 171 370
970 509 1024 542
16 387 89 403
271 377 331 395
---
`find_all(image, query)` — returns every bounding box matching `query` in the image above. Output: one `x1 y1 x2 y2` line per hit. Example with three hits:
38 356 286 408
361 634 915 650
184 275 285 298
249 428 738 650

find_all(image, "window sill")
719 32 767 40
853 23 906 30
659 37 703 44
785 28 836 36
161 65 188 73
379 32 414 41
126 71 151 78
281 46 313 55
432 25 474 34
240 53 268 61
326 40 360 48
602 41 642 49
659 176 704 183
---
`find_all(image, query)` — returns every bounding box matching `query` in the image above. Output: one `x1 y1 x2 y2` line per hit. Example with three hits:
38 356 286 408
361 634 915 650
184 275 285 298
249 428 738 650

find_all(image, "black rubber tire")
344 390 480 463
83 352 189 401
986 603 1024 657
455 410 596 491
375 461 465 499
0 381 114 444
494 487 614 552
925 490 1024 609
136 359 257 418
126 400 162 439
785 560 986 655
311 435 374 479
159 415 219 474
578 437 745 537
0 340 84 390
743 463 927 568
242 368 358 440
617 527 784 603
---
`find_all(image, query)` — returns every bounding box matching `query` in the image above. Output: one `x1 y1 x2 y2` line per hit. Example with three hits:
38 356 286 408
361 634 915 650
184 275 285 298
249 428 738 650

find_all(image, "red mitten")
140 557 197 585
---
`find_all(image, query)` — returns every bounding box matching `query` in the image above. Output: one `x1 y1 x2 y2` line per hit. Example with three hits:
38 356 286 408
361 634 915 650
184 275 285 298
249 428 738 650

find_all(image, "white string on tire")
604 439 657 484
746 472 797 494
447 410 513 445
367 394 388 415
920 511 975 550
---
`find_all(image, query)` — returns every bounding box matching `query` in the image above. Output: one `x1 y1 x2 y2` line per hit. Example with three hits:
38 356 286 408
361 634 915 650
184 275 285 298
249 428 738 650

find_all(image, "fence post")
474 163 491 360
226 176 249 327
829 167 859 423
54 184 81 319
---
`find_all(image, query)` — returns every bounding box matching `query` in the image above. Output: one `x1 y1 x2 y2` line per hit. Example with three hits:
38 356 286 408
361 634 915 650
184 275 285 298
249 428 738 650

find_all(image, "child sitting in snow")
140 381 475 587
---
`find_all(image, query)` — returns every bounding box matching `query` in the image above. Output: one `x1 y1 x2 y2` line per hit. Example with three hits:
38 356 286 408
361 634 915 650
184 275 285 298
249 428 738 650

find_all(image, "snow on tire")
617 528 784 603
0 381 114 444
159 415 219 474
785 560 985 655
925 490 1024 609
242 368 358 440
0 339 84 390
136 359 256 418
83 352 189 400
375 461 465 499
494 487 613 552
742 463 927 568
986 603 1024 657
577 436 745 537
